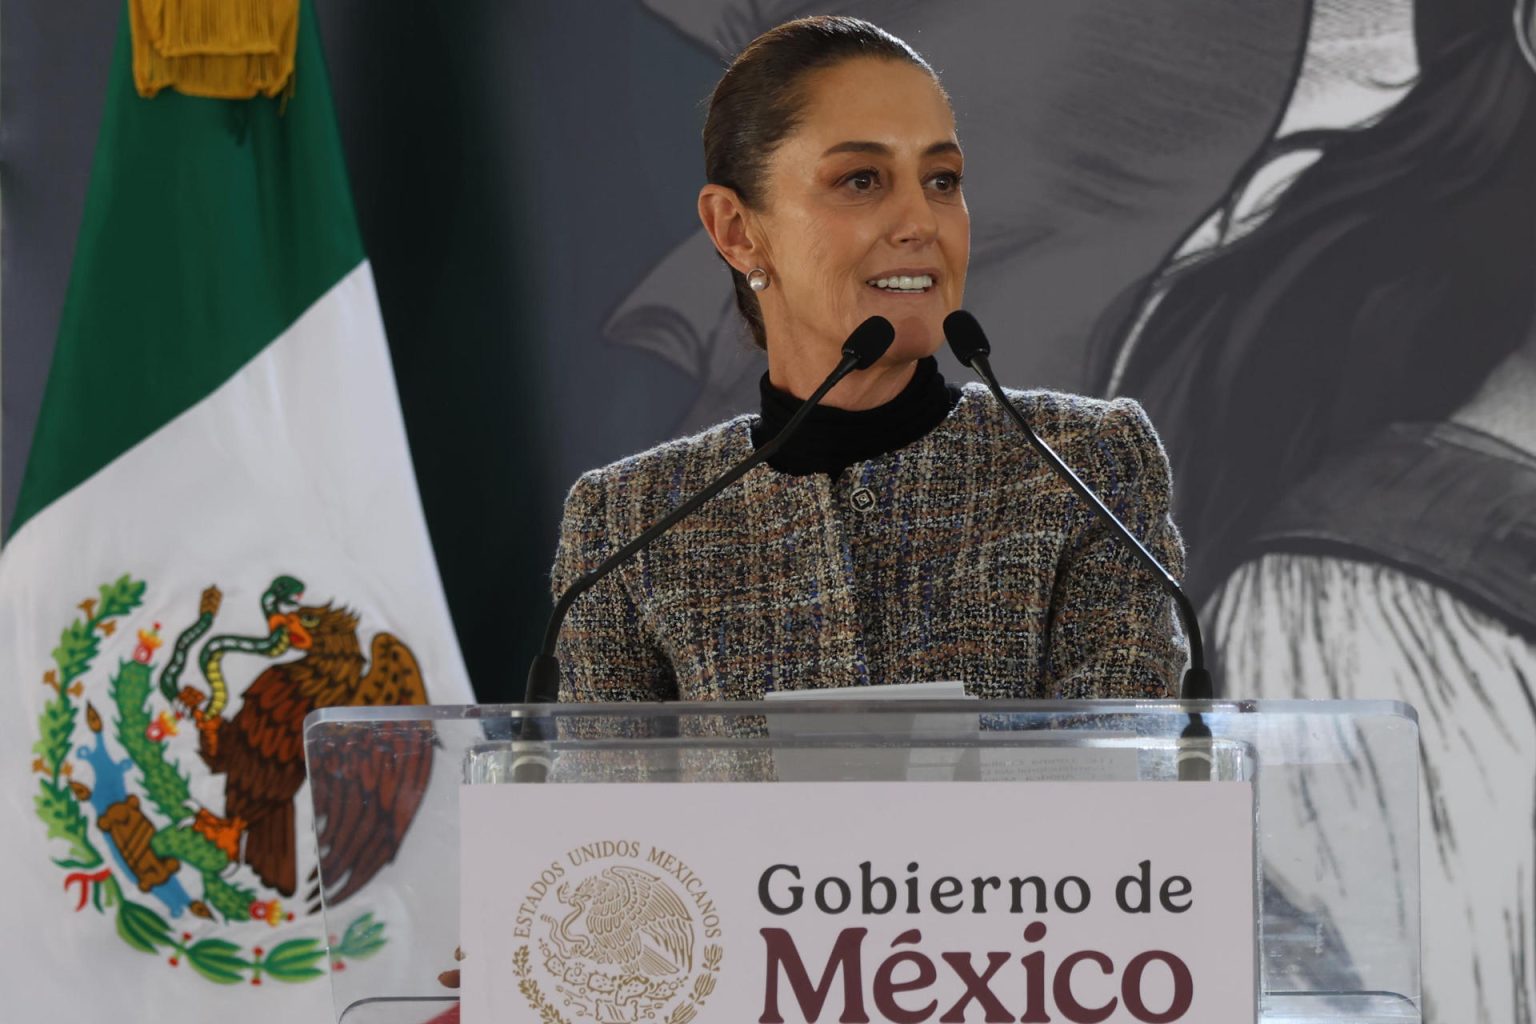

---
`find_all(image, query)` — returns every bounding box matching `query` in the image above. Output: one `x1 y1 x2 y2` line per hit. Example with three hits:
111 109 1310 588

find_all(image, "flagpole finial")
129 0 299 100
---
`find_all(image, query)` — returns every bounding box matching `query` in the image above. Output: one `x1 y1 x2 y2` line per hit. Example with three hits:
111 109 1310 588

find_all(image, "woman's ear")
698 184 766 274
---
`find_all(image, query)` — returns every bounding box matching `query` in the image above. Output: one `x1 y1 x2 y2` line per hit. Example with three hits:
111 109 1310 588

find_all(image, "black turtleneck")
750 356 961 476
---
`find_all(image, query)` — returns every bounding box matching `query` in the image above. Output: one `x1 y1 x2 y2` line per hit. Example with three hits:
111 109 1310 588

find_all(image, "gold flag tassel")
130 0 299 100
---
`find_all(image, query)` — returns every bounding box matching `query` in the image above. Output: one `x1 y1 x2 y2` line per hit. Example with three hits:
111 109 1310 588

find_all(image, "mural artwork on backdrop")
607 1 1536 1021
29 573 429 983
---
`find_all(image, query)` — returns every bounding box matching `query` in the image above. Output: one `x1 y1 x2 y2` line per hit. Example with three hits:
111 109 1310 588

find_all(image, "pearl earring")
747 267 770 293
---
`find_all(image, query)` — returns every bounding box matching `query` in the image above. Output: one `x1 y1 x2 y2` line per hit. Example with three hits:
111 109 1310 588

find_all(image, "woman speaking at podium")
551 16 1186 703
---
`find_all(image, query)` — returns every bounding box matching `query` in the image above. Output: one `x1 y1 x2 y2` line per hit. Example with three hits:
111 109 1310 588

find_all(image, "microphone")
943 310 1215 780
510 315 896 781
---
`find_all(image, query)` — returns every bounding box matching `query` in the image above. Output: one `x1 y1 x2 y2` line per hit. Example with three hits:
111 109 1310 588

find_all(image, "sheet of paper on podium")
763 680 1138 781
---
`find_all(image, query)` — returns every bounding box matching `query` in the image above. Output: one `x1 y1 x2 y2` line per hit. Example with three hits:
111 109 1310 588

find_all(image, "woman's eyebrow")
820 140 961 158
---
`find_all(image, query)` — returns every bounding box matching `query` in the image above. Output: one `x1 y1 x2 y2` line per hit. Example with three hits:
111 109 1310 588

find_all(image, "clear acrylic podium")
303 699 1420 1024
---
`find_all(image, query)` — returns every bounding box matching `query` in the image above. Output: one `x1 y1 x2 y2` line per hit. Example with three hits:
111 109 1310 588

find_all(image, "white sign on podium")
461 781 1256 1024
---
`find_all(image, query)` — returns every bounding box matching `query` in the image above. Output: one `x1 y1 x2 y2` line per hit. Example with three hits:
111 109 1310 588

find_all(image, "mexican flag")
0 3 472 1021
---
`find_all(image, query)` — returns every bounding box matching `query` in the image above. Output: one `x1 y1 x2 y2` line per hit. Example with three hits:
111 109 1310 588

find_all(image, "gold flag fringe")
130 0 299 100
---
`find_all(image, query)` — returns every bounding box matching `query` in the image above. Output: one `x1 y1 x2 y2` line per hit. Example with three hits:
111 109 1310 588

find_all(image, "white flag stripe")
1 259 471 1019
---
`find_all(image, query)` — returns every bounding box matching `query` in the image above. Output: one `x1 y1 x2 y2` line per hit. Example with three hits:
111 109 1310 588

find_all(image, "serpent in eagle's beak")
267 611 313 649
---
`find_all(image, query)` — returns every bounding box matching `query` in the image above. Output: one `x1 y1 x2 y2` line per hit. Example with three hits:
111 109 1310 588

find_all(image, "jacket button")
849 486 877 513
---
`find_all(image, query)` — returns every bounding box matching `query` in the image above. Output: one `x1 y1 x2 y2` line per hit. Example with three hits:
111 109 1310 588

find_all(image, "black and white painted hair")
1096 0 1536 602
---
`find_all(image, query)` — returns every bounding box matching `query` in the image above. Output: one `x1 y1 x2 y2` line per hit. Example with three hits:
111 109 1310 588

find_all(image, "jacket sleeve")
1045 398 1187 698
550 471 679 702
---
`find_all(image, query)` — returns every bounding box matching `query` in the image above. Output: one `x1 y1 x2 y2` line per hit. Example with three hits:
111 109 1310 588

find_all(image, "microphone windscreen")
843 316 896 369
944 310 991 366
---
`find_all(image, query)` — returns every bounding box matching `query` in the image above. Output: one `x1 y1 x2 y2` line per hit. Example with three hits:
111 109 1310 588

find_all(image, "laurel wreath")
29 576 386 984
514 945 571 1024
665 944 723 1024
514 941 722 1024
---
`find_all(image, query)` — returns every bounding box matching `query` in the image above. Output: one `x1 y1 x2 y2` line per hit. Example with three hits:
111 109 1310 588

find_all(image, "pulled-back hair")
703 16 938 349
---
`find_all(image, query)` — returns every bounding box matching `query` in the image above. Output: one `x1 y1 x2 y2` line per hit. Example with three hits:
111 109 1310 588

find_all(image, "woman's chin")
881 313 945 364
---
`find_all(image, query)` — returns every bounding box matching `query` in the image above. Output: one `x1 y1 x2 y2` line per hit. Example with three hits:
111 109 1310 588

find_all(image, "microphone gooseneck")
523 314 897 707
943 310 1215 778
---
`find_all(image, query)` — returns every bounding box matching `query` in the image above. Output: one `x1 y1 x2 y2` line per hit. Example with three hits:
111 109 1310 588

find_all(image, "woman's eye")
844 170 879 192
929 172 963 194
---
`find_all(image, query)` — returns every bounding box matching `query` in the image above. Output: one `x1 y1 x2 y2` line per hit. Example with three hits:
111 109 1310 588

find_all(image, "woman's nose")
889 179 939 246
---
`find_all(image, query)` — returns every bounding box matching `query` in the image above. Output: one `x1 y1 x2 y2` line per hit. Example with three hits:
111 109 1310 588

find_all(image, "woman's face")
753 58 970 369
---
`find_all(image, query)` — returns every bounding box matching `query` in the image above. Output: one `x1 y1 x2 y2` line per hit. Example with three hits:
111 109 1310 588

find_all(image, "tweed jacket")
551 383 1186 701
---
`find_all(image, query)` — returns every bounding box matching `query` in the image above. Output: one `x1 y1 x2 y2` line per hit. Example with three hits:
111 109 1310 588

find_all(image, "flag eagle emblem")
29 574 431 985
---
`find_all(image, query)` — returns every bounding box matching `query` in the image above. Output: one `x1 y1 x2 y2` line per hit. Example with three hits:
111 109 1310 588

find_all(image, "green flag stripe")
11 0 365 534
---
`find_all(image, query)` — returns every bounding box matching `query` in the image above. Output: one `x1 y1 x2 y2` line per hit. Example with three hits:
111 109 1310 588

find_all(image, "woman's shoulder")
952 381 1164 457
562 414 757 523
